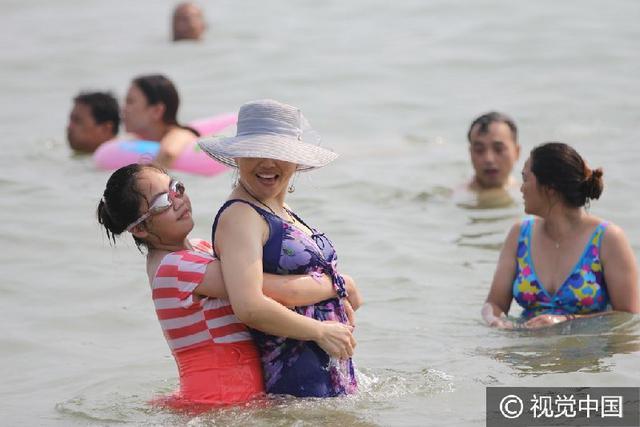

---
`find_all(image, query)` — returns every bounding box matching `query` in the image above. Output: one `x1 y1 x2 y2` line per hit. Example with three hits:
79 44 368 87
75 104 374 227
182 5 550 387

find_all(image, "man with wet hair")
67 91 120 153
172 2 206 41
466 111 520 191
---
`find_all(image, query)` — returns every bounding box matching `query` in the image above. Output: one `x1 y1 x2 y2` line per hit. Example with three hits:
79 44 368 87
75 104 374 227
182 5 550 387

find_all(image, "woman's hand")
482 302 515 329
488 317 517 329
523 314 570 329
316 321 356 359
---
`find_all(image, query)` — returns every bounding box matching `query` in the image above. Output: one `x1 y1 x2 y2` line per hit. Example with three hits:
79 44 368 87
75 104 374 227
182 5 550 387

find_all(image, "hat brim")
197 134 338 171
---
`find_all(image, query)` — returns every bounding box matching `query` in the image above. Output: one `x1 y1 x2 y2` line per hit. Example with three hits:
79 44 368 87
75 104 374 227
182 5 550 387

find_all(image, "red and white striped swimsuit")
150 239 264 407
151 239 252 351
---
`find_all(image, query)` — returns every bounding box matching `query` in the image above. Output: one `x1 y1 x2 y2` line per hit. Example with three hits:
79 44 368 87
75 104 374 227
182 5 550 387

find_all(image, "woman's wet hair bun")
530 142 605 208
96 163 166 249
583 167 604 201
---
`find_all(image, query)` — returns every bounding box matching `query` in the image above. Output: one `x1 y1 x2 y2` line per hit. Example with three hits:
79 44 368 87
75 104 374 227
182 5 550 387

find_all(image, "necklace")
543 223 571 249
543 225 561 249
238 181 295 224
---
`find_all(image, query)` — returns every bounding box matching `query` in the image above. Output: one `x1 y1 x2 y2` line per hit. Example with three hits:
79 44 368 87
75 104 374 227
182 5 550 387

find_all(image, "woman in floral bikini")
198 99 362 397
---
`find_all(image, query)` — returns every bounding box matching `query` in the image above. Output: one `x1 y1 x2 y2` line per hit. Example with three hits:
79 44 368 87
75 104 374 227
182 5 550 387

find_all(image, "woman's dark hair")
132 74 180 126
97 163 166 251
530 142 604 208
131 74 200 135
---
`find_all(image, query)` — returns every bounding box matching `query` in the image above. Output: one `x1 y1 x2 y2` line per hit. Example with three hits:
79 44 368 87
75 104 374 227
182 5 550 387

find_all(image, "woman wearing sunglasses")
97 163 358 407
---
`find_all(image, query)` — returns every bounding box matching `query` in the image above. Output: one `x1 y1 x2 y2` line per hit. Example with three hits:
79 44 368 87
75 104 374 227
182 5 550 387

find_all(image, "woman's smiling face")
236 157 297 201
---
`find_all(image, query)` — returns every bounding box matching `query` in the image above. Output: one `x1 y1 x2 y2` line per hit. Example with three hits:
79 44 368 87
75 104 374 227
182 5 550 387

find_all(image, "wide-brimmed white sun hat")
197 99 338 171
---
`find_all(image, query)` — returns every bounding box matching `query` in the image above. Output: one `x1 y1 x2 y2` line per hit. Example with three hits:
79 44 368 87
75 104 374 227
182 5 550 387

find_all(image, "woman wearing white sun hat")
198 99 362 397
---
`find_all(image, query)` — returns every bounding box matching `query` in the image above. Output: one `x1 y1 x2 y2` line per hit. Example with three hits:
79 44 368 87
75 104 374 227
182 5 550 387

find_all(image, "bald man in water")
172 2 207 41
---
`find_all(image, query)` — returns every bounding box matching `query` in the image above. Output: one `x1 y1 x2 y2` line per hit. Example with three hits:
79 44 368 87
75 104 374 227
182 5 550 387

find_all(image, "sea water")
1 0 639 425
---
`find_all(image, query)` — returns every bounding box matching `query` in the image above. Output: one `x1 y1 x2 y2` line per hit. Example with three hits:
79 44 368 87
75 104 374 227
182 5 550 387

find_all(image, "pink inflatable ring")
93 113 236 176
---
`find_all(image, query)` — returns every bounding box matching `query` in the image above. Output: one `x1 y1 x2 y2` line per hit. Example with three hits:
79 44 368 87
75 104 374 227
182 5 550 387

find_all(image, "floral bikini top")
513 217 610 319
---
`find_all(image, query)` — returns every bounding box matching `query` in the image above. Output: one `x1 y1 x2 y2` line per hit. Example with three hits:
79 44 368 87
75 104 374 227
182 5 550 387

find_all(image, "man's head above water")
467 111 520 191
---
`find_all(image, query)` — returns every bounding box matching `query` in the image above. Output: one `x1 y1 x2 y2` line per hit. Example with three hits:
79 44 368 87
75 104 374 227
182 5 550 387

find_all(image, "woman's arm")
263 273 338 307
216 203 355 358
483 222 520 328
342 274 363 310
195 264 338 307
263 272 362 309
523 311 616 329
155 127 194 168
601 223 640 313
196 260 356 324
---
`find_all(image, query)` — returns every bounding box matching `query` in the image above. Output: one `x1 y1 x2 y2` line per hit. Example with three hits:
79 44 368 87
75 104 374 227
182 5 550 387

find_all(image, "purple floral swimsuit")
212 200 357 397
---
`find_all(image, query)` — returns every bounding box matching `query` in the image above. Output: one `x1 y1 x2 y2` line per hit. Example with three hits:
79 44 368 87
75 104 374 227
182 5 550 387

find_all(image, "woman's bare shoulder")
161 126 196 144
600 220 628 245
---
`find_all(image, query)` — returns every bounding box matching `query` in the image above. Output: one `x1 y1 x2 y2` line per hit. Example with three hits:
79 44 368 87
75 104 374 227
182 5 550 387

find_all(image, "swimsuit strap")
211 199 275 258
571 220 609 268
593 221 609 249
519 216 534 245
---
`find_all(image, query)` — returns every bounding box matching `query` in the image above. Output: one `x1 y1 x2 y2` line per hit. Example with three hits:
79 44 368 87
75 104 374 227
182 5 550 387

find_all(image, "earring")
288 173 298 193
